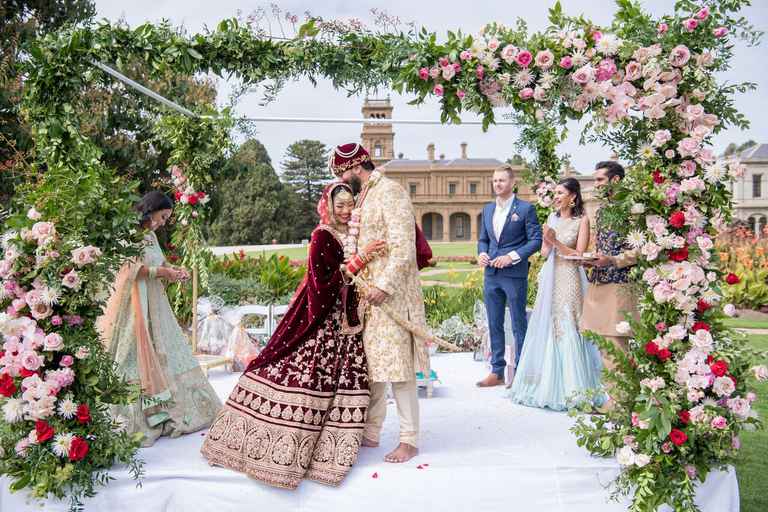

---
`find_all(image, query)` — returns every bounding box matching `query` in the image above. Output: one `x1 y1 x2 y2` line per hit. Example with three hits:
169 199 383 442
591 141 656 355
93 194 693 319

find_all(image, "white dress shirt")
482 195 520 265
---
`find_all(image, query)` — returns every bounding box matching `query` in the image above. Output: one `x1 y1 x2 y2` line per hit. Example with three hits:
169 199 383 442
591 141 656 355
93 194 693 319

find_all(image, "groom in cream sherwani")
329 142 429 464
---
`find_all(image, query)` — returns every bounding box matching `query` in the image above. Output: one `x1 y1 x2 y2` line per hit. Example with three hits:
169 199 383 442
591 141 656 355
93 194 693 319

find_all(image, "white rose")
617 445 636 466
27 208 42 221
630 203 645 214
634 453 651 467
723 304 737 317
752 365 768 382
616 321 632 335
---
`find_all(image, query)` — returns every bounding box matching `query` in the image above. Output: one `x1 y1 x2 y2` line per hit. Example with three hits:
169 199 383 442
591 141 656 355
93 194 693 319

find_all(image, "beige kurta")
580 249 640 337
357 172 429 383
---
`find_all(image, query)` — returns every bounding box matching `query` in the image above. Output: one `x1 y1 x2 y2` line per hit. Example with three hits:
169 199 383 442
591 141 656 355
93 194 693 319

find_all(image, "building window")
374 144 383 157
469 182 478 194
448 182 457 195
409 183 417 196
753 174 762 198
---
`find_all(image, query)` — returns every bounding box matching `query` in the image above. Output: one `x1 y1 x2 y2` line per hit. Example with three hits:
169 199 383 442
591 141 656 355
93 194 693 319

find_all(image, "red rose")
725 273 740 285
174 191 182 201
710 359 729 377
68 436 89 462
187 194 199 206
644 341 660 356
691 321 710 332
652 169 665 184
19 368 36 378
678 410 691 425
658 348 672 361
669 211 686 228
706 355 714 364
669 246 689 262
168 254 179 263
0 373 17 397
35 420 55 443
669 428 688 446
196 192 206 200
697 299 711 313
76 404 91 425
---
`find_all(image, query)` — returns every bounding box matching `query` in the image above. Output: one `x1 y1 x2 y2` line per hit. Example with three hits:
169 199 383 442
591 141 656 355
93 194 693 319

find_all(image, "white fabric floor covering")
2 353 738 512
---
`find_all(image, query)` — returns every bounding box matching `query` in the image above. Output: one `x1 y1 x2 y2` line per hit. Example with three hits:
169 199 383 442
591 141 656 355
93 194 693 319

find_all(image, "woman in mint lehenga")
98 191 221 446
508 178 604 411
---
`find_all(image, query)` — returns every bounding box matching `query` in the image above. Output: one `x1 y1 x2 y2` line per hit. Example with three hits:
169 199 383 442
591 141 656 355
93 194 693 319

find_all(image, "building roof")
737 143 768 162
380 158 505 170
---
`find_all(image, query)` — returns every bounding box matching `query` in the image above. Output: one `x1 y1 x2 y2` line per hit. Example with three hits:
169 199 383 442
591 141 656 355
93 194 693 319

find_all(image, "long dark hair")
556 177 584 217
135 191 173 227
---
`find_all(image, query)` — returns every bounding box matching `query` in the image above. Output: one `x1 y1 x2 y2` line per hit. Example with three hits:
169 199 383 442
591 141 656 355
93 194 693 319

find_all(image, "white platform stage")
2 353 738 512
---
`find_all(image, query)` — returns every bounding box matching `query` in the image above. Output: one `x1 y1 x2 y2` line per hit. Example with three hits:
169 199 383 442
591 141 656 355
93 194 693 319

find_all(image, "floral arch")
1 0 766 509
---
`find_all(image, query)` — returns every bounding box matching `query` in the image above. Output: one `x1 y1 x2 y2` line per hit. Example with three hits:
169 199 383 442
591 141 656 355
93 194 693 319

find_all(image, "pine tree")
280 140 329 206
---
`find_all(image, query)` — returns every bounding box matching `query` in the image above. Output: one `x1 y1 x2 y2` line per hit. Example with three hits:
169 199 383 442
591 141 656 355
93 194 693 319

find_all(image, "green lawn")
243 242 477 262
421 269 482 285
724 317 768 330
737 333 768 512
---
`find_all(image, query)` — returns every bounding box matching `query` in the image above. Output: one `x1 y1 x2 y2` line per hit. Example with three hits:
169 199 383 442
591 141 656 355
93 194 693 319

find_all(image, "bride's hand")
362 240 387 258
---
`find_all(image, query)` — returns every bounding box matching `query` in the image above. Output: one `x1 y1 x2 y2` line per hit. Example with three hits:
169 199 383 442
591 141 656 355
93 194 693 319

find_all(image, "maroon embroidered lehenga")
200 225 369 489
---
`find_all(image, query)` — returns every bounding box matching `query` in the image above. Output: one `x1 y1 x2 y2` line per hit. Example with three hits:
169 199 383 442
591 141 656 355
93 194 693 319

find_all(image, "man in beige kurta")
330 142 428 463
581 161 639 376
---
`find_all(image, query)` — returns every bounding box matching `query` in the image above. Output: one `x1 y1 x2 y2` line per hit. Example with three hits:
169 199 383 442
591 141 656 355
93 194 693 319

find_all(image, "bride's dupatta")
97 255 171 422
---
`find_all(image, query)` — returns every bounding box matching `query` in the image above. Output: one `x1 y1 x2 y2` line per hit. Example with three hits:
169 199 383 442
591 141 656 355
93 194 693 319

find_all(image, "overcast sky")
94 0 767 174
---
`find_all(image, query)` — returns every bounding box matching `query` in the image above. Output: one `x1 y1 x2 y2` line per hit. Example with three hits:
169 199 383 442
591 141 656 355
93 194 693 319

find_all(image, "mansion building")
729 143 768 236
359 97 594 242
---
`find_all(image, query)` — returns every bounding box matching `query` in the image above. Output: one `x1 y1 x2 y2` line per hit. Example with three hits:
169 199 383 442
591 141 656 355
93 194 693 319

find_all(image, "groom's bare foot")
361 437 379 448
384 443 418 463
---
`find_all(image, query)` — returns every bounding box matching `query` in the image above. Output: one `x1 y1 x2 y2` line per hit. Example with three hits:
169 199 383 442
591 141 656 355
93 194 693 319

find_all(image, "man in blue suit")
476 165 542 387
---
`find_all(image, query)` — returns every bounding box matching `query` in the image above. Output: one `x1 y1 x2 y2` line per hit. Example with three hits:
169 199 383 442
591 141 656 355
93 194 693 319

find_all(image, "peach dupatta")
97 258 170 399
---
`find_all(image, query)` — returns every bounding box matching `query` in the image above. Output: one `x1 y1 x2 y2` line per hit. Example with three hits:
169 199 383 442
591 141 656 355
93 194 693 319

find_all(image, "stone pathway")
420 267 478 276
735 328 768 335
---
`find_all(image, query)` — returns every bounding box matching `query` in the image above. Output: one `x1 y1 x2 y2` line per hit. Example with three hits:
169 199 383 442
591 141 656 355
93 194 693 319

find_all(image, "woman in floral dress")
201 182 384 489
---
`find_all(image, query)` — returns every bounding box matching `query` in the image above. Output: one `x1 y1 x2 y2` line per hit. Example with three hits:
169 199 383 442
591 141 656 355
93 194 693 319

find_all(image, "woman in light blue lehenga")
508 178 604 411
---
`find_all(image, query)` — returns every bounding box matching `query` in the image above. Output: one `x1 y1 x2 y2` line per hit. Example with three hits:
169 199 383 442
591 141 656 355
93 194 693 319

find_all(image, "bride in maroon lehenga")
201 182 384 489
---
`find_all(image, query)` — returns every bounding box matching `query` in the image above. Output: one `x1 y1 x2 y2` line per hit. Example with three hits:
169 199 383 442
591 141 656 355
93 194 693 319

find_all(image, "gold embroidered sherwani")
357 172 429 383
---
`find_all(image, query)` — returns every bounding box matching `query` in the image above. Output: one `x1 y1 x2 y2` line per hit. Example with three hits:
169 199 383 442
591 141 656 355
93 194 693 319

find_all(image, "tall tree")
281 140 329 206
723 139 757 157
1 0 97 204
208 140 305 245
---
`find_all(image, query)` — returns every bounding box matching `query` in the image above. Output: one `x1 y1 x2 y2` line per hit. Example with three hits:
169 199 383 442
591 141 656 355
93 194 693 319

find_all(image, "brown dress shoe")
476 373 504 387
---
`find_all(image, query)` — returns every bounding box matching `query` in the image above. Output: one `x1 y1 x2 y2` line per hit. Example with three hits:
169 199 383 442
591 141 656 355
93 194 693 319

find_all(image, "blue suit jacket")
478 197 542 279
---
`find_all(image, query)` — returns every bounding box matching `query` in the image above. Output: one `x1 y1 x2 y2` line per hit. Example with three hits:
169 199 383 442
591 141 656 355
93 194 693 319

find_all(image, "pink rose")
677 137 701 158
500 44 519 64
456 90 466 100
21 350 43 371
441 65 456 81
732 436 741 450
625 61 642 81
418 67 429 80
429 67 440 79
658 22 669 35
51 315 62 326
591 30 602 42
710 416 727 430
713 27 729 38
696 7 709 21
683 18 699 32
60 355 74 367
679 160 697 177
71 246 101 267
571 64 594 85
62 270 81 290
433 84 444 96
665 149 676 159
44 333 64 351
515 50 532 68
453 62 461 72
476 65 485 80
438 57 449 68
27 208 42 221
518 88 534 100
30 302 52 320
535 50 554 69
460 50 472 61
487 39 500 52
595 58 617 82
533 86 547 102
559 56 573 69
75 347 90 360
685 465 697 478
669 45 691 67
30 222 56 245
